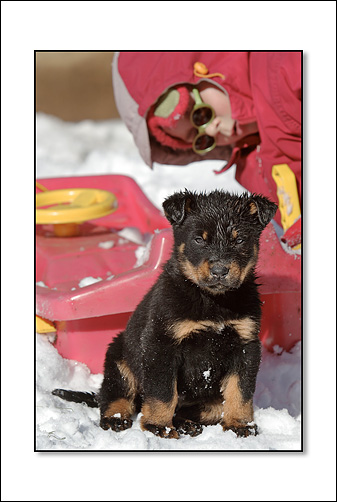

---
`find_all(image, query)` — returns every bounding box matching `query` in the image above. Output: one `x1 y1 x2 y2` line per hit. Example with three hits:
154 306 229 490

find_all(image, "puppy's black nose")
210 264 229 279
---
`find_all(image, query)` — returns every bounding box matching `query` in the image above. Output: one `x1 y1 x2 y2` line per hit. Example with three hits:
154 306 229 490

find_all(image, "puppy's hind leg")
98 334 138 432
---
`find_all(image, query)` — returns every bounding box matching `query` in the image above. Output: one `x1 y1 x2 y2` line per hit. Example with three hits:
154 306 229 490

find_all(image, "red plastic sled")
36 174 301 374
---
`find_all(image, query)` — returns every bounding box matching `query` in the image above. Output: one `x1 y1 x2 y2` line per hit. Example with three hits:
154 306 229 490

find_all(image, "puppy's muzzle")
210 263 229 280
205 259 241 291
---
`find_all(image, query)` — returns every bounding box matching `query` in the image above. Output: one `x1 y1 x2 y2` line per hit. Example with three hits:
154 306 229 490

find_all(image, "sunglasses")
190 88 216 155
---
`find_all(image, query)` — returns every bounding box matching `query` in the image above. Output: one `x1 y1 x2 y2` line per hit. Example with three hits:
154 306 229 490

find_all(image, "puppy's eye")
194 237 204 244
236 238 244 245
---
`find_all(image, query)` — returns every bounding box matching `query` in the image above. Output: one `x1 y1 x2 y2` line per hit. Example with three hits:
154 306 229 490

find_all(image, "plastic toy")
36 174 301 374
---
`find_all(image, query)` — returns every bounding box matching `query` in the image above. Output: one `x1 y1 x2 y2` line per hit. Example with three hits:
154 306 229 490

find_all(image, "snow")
78 276 103 288
98 240 115 249
203 368 211 380
35 113 302 452
134 241 153 268
117 226 149 245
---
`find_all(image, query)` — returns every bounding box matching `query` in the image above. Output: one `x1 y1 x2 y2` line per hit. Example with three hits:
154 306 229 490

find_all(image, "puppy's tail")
52 388 99 408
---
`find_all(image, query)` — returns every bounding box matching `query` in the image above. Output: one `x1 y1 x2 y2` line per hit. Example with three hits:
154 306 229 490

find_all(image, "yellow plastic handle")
36 188 118 224
272 164 301 231
36 315 56 334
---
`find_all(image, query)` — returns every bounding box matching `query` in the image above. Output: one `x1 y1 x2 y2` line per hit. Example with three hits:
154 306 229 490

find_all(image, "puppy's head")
163 190 277 294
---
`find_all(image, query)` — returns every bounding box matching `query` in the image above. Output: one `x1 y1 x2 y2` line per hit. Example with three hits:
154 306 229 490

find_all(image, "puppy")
53 190 277 438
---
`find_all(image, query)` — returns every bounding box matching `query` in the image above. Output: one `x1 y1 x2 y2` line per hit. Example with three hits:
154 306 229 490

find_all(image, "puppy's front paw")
142 423 179 439
100 416 133 432
223 423 258 437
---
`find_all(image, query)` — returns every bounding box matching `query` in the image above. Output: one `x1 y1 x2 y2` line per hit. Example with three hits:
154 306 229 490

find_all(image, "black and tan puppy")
53 190 277 438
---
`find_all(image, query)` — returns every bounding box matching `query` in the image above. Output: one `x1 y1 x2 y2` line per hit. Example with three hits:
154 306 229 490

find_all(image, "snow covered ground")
35 114 302 452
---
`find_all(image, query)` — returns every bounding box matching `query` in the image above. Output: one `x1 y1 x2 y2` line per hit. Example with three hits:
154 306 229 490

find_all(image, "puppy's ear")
249 194 278 228
163 191 196 225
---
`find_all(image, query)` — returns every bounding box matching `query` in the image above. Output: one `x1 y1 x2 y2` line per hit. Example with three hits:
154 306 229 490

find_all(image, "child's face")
160 85 257 148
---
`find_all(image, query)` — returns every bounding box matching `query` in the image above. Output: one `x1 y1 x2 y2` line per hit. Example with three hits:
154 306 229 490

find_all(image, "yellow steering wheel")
36 184 118 236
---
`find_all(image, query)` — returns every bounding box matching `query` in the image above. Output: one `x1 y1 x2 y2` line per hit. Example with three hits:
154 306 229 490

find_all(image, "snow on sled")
36 174 301 374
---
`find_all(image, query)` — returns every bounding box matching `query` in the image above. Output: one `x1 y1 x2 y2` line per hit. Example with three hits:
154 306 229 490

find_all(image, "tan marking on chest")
170 319 225 343
226 317 258 342
170 317 258 343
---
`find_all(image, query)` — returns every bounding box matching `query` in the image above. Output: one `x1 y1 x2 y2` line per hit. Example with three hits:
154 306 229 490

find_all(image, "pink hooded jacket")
112 52 302 223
